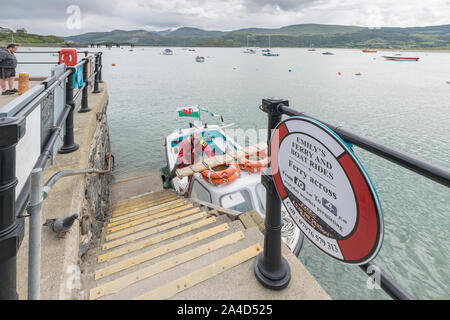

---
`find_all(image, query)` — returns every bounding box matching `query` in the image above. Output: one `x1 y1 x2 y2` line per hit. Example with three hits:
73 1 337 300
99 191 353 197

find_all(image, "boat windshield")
170 130 237 155
220 189 254 212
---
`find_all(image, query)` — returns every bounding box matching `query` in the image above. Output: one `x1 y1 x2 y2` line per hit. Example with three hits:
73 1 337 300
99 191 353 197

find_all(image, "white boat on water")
162 48 173 55
242 48 256 54
262 35 279 56
196 56 205 62
163 107 304 255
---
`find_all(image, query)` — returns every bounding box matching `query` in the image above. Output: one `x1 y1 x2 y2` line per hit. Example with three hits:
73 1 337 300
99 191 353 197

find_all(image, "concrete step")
111 173 165 203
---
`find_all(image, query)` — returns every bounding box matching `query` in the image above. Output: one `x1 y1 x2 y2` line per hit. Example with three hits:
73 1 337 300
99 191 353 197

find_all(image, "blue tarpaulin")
73 65 84 89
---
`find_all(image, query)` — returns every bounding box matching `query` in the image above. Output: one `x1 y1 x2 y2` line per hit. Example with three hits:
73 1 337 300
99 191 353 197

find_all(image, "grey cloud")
243 0 321 12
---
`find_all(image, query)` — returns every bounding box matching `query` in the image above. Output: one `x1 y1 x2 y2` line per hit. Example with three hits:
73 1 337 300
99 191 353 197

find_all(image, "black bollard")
0 117 26 300
78 59 91 113
98 53 104 84
254 98 291 290
59 67 79 154
93 54 100 94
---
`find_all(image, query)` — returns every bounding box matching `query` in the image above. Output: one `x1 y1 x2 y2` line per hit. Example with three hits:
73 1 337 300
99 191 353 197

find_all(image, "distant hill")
63 23 450 48
0 29 64 46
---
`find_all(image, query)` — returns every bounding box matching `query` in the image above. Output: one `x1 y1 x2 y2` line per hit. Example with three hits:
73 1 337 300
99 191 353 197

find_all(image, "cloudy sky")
1 0 449 36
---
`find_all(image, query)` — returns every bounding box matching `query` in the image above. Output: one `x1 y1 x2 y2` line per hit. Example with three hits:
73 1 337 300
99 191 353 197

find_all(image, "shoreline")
5 43 450 52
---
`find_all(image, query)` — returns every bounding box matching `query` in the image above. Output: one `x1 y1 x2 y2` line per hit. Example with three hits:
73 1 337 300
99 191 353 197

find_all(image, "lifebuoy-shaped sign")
271 116 384 265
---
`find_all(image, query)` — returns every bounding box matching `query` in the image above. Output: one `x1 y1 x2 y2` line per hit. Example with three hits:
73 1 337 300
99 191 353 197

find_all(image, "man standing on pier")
0 43 19 96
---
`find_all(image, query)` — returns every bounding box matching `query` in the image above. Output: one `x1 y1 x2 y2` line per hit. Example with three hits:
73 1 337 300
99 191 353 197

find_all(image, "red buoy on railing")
59 49 78 66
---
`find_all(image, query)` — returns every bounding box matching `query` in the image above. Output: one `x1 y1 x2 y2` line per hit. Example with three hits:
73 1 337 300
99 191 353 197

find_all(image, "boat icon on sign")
322 198 337 216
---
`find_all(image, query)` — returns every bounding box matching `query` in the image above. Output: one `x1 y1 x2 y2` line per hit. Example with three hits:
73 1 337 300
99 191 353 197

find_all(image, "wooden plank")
106 208 202 241
113 192 175 210
112 195 179 217
238 213 257 229
99 216 215 262
108 199 186 224
135 244 262 300
90 231 246 300
108 201 188 227
113 190 173 209
95 223 230 280
107 204 193 232
187 198 242 220
176 142 268 179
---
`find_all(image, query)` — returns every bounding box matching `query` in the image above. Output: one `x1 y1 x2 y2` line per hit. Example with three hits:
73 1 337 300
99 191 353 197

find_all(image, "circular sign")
271 116 384 265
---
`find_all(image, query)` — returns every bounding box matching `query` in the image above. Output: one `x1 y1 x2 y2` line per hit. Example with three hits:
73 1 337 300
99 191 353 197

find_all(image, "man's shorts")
0 68 16 79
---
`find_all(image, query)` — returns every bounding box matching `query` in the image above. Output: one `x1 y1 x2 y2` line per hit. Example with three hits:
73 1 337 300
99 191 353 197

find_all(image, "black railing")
256 98 450 300
0 51 103 300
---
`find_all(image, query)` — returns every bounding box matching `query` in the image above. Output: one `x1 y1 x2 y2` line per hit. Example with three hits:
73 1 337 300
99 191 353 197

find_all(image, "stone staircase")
84 190 264 300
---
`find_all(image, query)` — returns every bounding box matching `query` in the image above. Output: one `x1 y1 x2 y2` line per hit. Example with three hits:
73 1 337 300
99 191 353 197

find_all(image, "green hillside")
64 23 450 48
0 30 64 46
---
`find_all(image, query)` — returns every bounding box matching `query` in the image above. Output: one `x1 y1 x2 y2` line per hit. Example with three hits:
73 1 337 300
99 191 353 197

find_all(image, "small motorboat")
382 56 419 61
261 49 270 53
242 48 256 54
195 56 205 62
163 107 304 255
262 49 279 56
362 49 377 53
307 48 316 51
162 48 173 55
322 52 334 55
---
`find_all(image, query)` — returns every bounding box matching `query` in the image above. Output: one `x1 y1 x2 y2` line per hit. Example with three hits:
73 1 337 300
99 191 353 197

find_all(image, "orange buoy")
59 49 78 66
202 161 241 185
18 72 29 96
112 64 116 66
338 72 342 75
239 153 269 173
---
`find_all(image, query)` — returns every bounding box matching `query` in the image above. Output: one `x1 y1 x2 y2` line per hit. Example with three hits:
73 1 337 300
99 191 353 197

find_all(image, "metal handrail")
276 104 450 188
0 51 104 300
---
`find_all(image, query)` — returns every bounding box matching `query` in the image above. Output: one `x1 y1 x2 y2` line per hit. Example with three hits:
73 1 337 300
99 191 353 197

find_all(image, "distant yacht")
162 48 173 55
262 35 279 56
307 48 316 51
382 56 419 61
243 35 256 54
196 56 205 63
242 48 256 54
322 52 334 55
262 50 279 56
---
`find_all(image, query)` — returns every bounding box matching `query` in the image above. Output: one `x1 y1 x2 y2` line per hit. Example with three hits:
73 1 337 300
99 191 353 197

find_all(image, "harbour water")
17 47 450 299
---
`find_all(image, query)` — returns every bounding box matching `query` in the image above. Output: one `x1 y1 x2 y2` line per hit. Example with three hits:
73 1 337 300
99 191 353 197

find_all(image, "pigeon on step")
43 213 79 238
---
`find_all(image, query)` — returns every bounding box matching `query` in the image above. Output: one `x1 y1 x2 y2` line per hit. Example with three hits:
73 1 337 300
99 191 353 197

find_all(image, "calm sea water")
18 47 450 300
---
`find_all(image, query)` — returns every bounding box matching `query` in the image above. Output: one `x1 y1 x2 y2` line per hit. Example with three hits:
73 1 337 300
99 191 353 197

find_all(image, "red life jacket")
178 136 214 168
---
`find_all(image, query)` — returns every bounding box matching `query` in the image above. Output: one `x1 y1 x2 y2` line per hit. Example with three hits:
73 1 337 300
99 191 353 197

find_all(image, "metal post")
78 59 91 113
27 168 43 300
0 117 26 300
98 53 103 83
254 98 291 290
59 67 79 154
93 54 100 94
